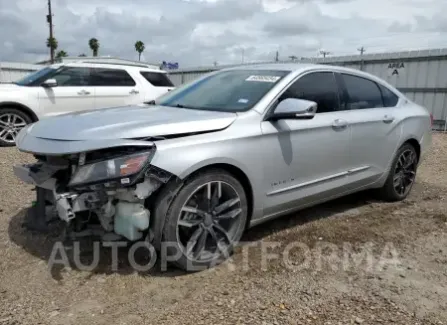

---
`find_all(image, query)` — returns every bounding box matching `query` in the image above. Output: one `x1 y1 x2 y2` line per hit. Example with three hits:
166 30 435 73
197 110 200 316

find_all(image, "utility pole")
275 50 279 62
47 0 54 64
319 50 331 58
358 46 366 71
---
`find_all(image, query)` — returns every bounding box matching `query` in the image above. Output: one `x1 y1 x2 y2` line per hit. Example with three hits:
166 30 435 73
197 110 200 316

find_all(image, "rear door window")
341 74 384 109
91 68 136 86
140 71 174 87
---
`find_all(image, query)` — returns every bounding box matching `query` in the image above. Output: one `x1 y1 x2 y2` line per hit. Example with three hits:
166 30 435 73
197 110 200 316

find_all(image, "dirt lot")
1 134 447 325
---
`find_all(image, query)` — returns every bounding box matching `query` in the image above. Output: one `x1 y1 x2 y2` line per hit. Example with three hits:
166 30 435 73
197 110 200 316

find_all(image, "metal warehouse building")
0 62 40 83
2 48 447 128
168 48 447 129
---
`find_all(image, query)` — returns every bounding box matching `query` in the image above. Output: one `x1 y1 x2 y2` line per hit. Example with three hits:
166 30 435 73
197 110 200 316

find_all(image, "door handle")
383 115 395 124
332 119 348 130
77 90 91 95
129 89 140 95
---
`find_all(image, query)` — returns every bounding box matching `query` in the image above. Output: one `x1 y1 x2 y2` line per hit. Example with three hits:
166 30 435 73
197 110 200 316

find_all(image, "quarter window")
341 74 383 109
91 68 136 86
279 72 340 113
52 67 91 86
378 84 399 107
140 71 174 87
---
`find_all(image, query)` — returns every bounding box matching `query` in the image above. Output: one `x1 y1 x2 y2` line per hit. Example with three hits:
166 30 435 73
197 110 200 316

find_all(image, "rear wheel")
0 108 32 146
161 169 248 271
379 143 418 202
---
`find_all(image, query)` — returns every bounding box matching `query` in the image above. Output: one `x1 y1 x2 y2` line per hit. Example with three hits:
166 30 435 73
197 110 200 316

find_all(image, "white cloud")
0 0 446 67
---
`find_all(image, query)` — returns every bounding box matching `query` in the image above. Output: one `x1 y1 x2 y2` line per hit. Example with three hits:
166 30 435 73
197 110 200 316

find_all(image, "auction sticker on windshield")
246 75 281 82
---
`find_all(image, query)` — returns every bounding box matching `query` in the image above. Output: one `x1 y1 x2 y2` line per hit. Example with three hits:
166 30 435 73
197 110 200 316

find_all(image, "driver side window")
51 67 91 87
279 72 340 113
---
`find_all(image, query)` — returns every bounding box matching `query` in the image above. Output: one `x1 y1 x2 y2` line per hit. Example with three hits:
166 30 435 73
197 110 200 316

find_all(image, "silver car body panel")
23 104 237 141
15 63 432 227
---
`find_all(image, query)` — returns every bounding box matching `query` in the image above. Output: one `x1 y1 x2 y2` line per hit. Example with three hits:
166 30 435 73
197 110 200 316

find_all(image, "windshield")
156 69 289 112
15 67 56 86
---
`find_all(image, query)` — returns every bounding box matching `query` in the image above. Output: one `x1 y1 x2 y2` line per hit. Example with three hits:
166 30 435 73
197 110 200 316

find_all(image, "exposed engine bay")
14 146 173 242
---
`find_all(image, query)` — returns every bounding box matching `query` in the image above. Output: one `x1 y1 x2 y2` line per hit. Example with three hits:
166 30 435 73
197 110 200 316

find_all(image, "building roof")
0 61 41 71
170 47 447 73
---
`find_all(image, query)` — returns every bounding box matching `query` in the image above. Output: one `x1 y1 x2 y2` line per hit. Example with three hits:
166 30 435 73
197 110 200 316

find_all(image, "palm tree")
46 37 58 52
89 38 100 57
134 41 145 61
46 37 58 64
56 50 68 59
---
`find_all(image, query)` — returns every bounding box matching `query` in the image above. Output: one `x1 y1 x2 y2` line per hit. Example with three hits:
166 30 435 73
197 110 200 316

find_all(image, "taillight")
430 113 434 126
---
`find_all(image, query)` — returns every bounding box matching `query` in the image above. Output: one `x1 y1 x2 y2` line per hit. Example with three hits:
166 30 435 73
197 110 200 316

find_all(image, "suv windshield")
15 67 56 86
156 69 289 112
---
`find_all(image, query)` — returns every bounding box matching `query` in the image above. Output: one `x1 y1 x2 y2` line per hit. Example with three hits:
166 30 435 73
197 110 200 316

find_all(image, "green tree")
46 37 58 52
56 50 68 59
89 38 100 57
134 41 145 61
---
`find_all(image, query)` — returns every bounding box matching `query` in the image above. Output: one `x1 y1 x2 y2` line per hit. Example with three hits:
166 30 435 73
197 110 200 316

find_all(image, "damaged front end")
14 146 173 242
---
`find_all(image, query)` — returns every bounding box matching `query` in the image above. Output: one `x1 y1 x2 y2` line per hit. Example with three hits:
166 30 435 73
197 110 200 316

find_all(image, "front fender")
149 130 265 221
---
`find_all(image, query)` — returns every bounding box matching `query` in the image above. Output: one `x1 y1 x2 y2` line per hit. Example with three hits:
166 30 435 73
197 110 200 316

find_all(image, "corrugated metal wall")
168 48 447 128
0 62 40 83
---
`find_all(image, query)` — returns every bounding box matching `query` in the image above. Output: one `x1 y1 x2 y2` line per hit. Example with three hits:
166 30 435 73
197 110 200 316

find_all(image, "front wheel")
0 108 32 146
379 143 418 202
161 169 248 271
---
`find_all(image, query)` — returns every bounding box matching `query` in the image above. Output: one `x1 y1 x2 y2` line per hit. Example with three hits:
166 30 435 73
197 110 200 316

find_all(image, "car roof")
220 62 403 99
223 63 317 72
223 63 397 87
51 62 166 73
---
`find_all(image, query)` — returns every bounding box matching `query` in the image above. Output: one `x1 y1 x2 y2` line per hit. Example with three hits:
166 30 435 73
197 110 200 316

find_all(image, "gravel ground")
1 134 447 325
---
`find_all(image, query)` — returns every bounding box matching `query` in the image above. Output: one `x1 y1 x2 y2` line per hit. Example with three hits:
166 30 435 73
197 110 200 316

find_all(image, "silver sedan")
14 63 432 270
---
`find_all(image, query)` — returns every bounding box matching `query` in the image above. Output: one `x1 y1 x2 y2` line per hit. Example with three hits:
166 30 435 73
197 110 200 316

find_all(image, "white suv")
0 61 174 146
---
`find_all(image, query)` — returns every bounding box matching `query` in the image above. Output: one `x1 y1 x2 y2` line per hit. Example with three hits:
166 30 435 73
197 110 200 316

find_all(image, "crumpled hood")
27 104 237 141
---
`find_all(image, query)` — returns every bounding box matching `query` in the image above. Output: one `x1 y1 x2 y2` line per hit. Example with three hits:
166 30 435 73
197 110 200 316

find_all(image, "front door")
260 71 352 218
37 66 95 117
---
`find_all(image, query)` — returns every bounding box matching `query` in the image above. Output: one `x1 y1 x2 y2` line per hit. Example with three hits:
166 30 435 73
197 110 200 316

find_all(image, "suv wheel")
0 108 32 147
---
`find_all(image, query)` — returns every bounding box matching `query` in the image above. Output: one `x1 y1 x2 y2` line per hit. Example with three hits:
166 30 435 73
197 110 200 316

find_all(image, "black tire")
0 108 33 147
161 169 248 271
379 143 418 202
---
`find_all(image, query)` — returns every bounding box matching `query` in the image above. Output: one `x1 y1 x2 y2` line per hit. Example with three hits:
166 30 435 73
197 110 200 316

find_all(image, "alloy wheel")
176 181 243 262
0 113 27 144
393 149 417 196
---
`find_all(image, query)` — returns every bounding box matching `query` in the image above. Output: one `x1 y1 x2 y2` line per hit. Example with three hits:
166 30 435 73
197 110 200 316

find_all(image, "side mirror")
42 78 57 88
267 98 317 121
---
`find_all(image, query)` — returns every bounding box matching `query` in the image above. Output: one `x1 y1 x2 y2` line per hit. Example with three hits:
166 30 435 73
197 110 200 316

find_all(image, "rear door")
92 67 144 109
139 71 175 100
337 73 402 184
37 66 96 116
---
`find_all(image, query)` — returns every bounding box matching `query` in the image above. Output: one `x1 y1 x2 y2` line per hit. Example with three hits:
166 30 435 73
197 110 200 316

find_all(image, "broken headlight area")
69 150 154 187
14 147 173 242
